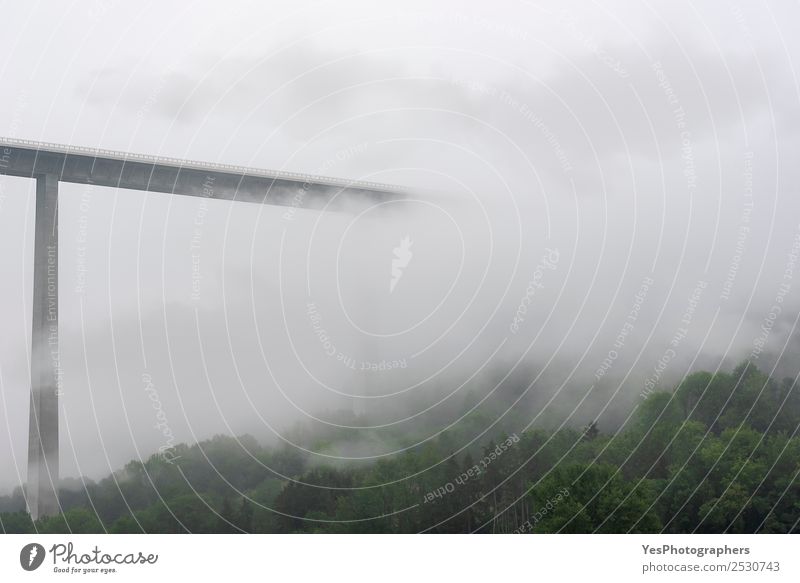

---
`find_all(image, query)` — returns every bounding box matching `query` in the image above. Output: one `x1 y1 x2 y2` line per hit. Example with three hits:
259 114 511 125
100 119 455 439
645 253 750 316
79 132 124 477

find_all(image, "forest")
1 362 798 533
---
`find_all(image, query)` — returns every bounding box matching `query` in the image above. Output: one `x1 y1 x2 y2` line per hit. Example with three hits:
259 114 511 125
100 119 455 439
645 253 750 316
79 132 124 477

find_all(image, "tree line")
1 362 798 533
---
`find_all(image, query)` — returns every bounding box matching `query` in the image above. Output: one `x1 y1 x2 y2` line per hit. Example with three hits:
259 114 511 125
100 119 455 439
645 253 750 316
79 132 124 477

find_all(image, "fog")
1 0 799 492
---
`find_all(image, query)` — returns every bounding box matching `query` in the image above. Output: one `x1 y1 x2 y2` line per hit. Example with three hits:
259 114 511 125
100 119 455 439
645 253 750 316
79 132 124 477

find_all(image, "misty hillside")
2 362 798 534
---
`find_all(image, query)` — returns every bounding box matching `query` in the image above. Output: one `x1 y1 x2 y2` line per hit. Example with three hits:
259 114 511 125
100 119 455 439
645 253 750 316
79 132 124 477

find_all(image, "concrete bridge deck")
0 137 403 209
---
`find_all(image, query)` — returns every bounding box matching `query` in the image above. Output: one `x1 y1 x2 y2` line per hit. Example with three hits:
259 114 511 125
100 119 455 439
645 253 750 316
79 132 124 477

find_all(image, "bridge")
0 137 404 520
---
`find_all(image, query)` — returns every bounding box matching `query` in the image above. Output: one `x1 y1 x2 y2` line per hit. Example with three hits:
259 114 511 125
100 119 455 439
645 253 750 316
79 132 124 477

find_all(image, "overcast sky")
1 1 799 492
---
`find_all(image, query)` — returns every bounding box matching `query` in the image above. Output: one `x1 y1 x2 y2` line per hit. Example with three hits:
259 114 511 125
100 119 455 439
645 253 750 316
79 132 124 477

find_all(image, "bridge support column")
27 173 60 520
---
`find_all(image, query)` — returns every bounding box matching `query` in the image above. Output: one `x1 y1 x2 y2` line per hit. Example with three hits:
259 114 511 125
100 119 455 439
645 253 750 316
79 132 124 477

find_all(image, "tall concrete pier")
27 174 60 520
0 137 404 520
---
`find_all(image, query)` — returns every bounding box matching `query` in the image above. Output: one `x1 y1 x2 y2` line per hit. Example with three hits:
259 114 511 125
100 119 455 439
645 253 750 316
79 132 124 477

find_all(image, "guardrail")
0 136 406 193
